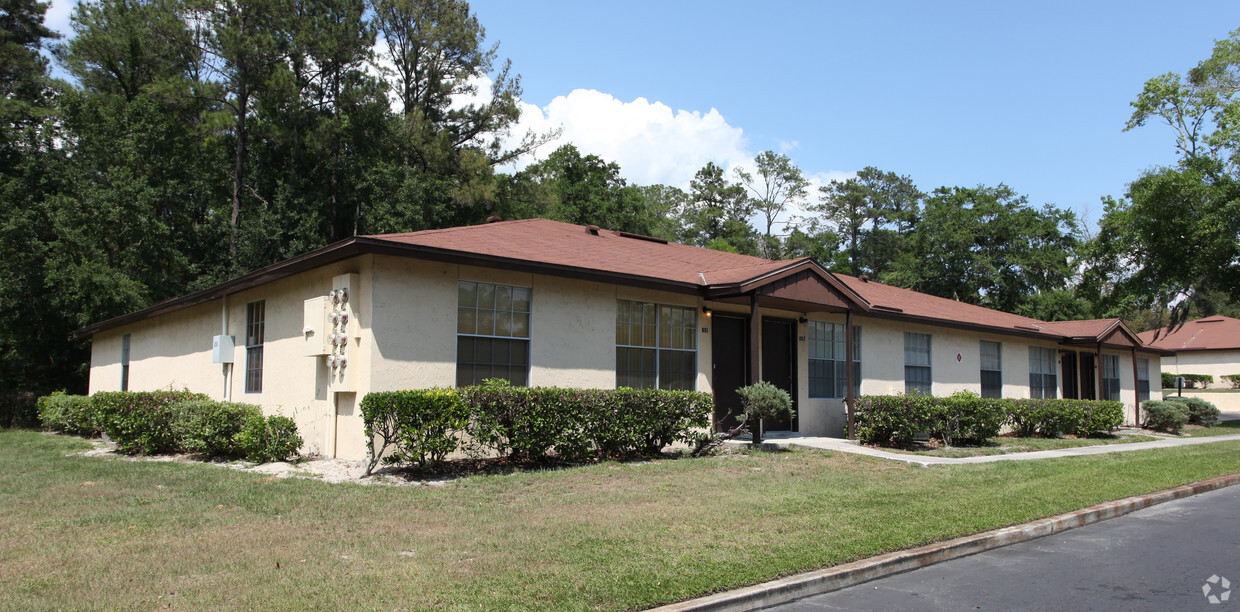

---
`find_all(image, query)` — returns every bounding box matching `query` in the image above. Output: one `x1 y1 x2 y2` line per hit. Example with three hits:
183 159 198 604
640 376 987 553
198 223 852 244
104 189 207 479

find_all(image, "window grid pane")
904 332 931 394
457 281 531 387
616 300 697 390
980 340 1001 398
245 301 265 394
1137 358 1151 403
809 323 861 399
1101 354 1121 402
1028 347 1057 399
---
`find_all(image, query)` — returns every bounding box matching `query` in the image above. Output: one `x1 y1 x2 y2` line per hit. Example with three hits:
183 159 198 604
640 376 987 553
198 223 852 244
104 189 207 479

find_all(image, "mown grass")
885 434 1159 458
3 430 1240 610
1178 420 1240 437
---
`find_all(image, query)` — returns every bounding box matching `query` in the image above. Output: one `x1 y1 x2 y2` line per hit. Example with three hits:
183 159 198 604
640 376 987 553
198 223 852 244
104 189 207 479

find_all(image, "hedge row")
855 392 1125 446
1141 396 1220 433
38 391 301 462
1161 372 1215 389
1223 374 1240 390
360 382 712 474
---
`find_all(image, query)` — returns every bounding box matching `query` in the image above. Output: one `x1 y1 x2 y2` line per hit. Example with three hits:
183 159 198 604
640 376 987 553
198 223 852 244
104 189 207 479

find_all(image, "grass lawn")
1178 420 1240 437
4 430 1240 610
881 434 1160 458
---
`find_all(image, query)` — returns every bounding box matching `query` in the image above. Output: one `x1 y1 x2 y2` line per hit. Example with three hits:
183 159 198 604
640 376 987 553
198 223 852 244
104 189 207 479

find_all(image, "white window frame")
1101 354 1121 402
980 340 1002 399
904 332 932 395
1028 346 1057 399
456 281 531 387
615 300 697 391
808 321 860 399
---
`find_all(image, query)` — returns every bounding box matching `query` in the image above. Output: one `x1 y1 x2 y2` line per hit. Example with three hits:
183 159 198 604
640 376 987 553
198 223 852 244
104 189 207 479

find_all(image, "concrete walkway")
733 431 1240 466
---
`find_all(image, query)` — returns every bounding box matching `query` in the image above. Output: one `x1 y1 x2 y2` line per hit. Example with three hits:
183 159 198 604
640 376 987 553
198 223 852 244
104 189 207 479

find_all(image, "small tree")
693 381 792 455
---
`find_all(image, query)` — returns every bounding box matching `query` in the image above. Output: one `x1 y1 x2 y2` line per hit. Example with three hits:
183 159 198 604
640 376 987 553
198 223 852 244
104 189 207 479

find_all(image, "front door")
1079 353 1097 400
761 318 797 432
1061 351 1079 399
711 315 748 432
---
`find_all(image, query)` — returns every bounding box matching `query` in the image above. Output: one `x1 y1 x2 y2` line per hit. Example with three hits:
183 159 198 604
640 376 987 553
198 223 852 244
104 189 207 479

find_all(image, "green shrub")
1162 372 1177 389
37 392 99 436
360 389 469 474
1223 374 1240 390
854 394 939 445
619 388 712 454
1142 400 1188 434
736 381 793 423
236 413 302 463
1183 374 1215 388
462 380 579 461
1 391 39 428
858 395 1124 446
1165 396 1220 427
172 400 261 457
93 391 208 454
410 383 713 466
938 391 1007 444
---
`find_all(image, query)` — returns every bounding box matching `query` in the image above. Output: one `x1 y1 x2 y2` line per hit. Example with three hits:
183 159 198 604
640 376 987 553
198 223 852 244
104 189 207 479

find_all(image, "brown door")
761 318 797 432
1061 351 1079 399
1079 354 1097 401
711 315 748 432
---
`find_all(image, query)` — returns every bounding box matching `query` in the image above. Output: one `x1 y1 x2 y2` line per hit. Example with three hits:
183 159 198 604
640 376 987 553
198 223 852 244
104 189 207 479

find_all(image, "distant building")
1138 316 1240 389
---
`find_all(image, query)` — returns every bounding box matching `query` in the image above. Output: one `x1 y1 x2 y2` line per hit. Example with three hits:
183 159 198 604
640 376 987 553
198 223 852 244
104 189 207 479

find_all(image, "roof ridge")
366 217 543 239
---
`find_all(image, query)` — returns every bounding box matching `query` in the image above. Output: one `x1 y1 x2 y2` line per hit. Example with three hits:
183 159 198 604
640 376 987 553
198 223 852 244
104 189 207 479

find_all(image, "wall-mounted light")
798 316 808 324
701 306 712 316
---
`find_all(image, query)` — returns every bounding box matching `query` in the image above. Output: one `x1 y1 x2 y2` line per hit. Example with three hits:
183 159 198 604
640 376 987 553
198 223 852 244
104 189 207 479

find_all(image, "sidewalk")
731 431 1240 466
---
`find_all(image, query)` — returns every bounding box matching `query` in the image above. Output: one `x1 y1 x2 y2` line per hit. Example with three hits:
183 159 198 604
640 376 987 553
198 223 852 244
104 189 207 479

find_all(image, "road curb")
649 472 1240 612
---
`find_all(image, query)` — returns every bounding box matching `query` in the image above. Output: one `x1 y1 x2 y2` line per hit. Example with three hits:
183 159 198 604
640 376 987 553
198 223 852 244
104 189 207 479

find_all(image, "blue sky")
40 0 1240 231
465 0 1239 230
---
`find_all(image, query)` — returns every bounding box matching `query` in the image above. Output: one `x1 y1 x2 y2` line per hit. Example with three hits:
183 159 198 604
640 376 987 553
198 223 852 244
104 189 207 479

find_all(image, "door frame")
760 316 798 432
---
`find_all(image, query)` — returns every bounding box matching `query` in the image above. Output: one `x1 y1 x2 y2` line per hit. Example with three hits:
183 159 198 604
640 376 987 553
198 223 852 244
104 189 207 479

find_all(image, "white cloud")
499 87 753 189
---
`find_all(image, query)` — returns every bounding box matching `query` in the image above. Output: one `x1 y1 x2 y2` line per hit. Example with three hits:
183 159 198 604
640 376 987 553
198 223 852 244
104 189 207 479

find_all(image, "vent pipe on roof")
486 215 503 223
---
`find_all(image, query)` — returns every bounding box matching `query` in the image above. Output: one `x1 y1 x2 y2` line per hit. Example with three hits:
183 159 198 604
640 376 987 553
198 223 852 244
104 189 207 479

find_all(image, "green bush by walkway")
856 392 1124 446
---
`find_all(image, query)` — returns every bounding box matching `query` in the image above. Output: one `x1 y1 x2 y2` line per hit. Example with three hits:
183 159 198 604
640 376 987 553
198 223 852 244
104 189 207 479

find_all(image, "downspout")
845 309 855 440
222 295 232 402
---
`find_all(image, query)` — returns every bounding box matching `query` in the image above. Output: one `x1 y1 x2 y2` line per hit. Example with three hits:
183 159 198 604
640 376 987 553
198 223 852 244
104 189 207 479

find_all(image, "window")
1028 346 1057 399
808 321 860 399
1101 354 1121 402
980 340 1002 399
616 300 696 390
457 281 530 387
120 334 131 391
1137 358 1151 403
904 332 931 395
245 301 265 394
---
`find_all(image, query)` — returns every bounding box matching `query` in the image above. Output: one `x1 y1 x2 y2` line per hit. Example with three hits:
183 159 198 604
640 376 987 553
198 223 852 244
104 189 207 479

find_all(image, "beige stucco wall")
86 250 1162 459
87 256 376 460
366 257 712 394
1160 350 1240 389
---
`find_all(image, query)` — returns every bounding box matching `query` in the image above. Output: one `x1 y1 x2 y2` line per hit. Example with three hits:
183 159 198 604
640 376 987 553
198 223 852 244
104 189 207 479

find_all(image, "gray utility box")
212 335 235 363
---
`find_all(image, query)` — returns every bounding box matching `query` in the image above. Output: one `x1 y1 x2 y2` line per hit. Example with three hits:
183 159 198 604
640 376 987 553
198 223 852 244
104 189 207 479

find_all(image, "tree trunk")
230 90 249 274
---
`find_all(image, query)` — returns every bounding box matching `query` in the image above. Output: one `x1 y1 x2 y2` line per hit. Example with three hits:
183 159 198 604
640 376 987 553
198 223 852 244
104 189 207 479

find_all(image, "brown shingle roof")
366 218 795 288
831 274 1065 340
70 216 1170 353
1138 316 1240 351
